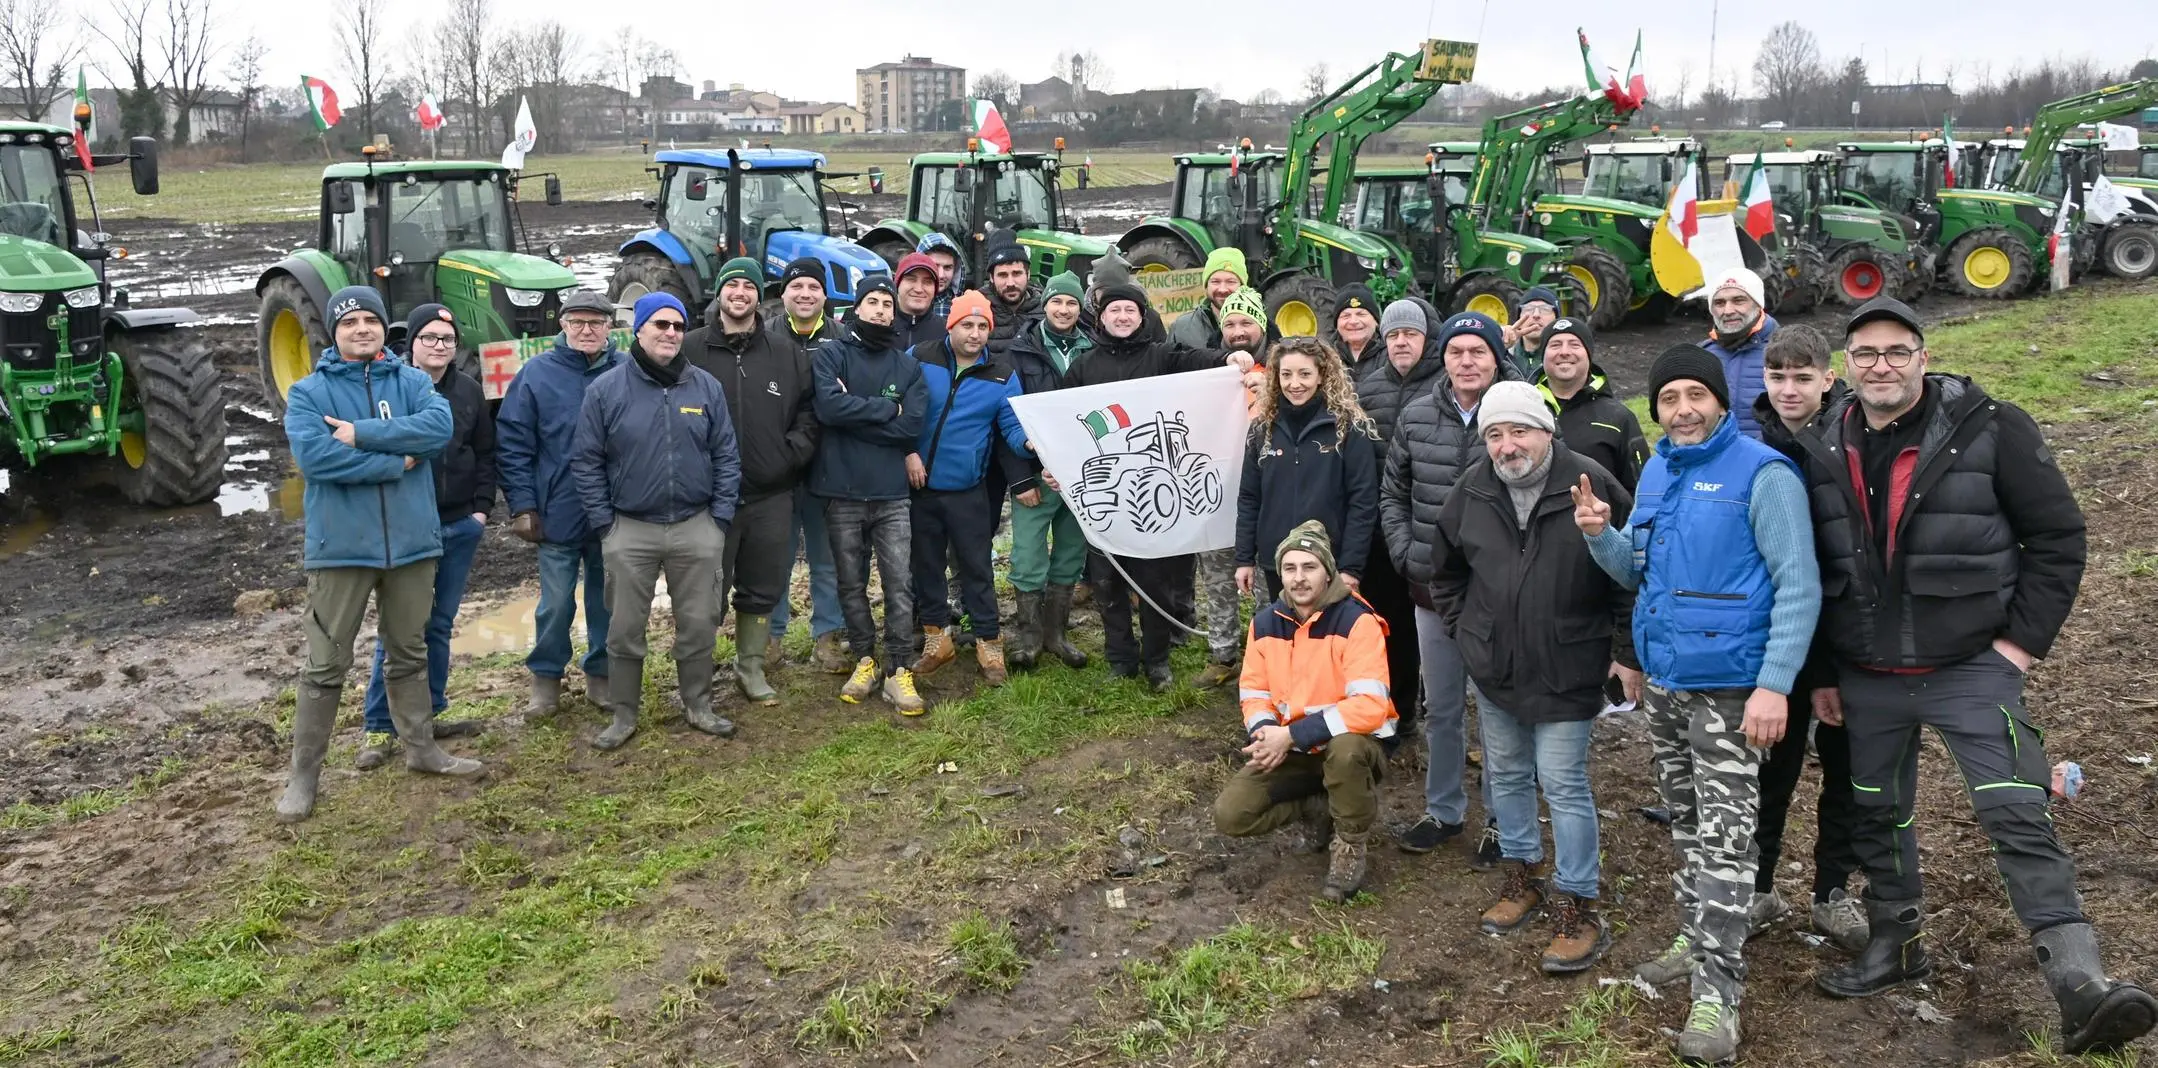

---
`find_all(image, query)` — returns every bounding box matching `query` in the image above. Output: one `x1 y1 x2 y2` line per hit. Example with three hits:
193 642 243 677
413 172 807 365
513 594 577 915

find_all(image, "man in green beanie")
682 256 818 703
1168 246 1250 351
1002 271 1094 671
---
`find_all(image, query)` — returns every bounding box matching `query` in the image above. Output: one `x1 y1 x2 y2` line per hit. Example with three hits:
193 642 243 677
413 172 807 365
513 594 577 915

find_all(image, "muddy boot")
387 674 483 778
1817 897 1930 998
812 631 851 675
917 625 957 675
353 731 396 771
1812 888 1871 954
733 615 779 705
595 656 643 751
274 683 340 823
1290 793 1334 854
2035 922 2158 1054
976 637 1008 686
1480 859 1546 934
525 673 562 724
1748 888 1792 939
1195 658 1240 689
1043 584 1089 668
1145 661 1175 693
1541 893 1612 974
1006 592 1043 671
1637 932 1704 987
676 656 737 739
1320 830 1369 903
1674 998 1739 1066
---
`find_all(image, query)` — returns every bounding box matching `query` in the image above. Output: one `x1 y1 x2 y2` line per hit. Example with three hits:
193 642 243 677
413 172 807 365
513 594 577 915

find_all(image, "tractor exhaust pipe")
725 148 745 259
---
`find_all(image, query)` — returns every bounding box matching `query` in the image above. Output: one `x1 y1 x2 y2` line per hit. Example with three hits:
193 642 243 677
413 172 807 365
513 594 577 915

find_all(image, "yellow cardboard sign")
1417 40 1479 83
1132 267 1211 327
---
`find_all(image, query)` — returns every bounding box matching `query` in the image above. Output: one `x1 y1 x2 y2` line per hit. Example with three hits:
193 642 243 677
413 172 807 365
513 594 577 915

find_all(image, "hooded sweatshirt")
285 348 454 570
917 232 967 321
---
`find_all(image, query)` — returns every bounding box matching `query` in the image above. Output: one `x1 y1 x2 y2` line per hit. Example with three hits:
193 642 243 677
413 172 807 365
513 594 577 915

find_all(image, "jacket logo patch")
766 381 781 396
1692 481 1724 492
679 406 704 415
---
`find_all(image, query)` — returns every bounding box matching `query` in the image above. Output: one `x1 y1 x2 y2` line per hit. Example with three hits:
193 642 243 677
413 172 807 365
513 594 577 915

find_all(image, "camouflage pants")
1644 684 1765 1007
1196 549 1243 664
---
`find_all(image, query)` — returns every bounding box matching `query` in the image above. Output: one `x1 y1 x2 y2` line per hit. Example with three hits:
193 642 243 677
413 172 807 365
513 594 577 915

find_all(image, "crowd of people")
264 242 2153 1065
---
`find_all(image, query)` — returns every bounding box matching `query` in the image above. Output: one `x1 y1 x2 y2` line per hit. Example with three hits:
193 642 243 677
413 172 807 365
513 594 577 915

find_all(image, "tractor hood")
0 234 97 292
1474 228 1568 258
1535 194 1661 221
1015 228 1116 260
438 249 577 290
1937 189 2055 211
1292 219 1404 264
763 231 890 302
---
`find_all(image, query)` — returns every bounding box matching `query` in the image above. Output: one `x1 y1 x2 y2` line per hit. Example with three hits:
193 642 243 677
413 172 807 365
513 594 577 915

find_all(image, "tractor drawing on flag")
1070 404 1223 536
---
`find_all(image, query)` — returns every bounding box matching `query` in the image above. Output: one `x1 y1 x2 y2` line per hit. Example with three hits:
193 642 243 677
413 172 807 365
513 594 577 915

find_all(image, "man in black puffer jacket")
1532 317 1648 493
981 233 1043 356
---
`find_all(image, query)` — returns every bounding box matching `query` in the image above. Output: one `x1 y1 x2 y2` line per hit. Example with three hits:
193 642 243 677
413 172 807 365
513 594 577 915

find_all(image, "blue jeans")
1415 606 1477 824
527 538 611 681
772 486 843 638
362 516 483 734
1475 685 1601 899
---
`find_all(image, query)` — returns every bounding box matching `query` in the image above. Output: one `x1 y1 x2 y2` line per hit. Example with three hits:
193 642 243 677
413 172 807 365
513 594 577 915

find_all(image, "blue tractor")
609 148 889 323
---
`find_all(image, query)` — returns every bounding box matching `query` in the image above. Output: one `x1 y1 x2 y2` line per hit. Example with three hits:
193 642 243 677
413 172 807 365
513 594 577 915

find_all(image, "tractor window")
386 174 512 261
326 180 369 267
1351 181 1391 231
987 164 1054 230
1178 166 1233 228
1581 152 1667 208
1839 153 1919 213
915 166 965 233
740 170 826 235
2141 150 2158 180
2033 153 2072 201
1986 148 2022 189
664 166 728 249
0 144 69 246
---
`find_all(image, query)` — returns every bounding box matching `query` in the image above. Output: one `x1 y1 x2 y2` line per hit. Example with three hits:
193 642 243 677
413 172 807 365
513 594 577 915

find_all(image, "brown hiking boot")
976 637 1008 685
813 631 851 674
1320 830 1368 903
1542 892 1612 974
1480 859 1545 934
917 625 957 675
1194 659 1239 688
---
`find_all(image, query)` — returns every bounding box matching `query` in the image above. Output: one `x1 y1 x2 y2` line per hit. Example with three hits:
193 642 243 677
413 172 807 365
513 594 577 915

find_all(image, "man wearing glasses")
353 304 495 770
572 293 742 750
498 290 623 723
1499 285 1559 377
1798 297 2153 1054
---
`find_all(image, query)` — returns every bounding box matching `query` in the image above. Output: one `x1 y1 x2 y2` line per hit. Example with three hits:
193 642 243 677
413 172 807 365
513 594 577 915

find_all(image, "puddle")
110 265 262 301
452 577 664 657
216 476 306 520
571 252 619 293
0 509 54 558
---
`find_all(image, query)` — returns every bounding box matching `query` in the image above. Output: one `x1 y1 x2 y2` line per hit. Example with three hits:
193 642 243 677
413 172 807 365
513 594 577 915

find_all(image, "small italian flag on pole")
1740 153 1776 244
1941 115 1958 188
1079 404 1132 440
968 98 1010 154
302 75 341 130
71 68 93 171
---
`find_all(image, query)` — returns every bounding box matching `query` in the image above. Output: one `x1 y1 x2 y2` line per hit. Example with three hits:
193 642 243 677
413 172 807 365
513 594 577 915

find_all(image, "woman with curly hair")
1235 337 1382 601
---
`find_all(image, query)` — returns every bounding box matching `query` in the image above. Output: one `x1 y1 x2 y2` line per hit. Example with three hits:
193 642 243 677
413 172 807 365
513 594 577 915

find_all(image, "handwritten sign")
477 329 634 400
1131 267 1211 328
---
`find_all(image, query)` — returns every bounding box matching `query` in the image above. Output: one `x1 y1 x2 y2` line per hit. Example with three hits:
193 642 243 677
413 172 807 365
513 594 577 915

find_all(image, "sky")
192 0 2155 106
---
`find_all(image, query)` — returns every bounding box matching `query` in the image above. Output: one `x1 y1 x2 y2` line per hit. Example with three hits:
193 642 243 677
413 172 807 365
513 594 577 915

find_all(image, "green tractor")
1345 148 1474 292
0 123 226 507
1836 139 2059 298
256 155 578 412
1991 79 2158 281
1720 149 1930 305
856 146 1113 285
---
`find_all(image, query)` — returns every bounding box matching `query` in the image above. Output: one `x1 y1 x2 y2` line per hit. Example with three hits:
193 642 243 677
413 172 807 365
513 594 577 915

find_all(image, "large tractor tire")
1123 235 1202 273
112 328 227 507
2099 220 2158 281
609 251 694 319
863 235 913 269
1943 228 2034 299
1262 273 1337 341
1562 245 1633 330
257 275 328 417
1826 245 1906 307
1787 243 1831 316
1449 274 1523 325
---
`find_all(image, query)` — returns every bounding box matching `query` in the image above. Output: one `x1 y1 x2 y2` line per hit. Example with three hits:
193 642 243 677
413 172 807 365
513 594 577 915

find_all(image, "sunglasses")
645 319 686 334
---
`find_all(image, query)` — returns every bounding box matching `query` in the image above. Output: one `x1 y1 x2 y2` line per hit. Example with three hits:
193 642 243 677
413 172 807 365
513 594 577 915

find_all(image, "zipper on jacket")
365 364 392 569
1673 589 1746 600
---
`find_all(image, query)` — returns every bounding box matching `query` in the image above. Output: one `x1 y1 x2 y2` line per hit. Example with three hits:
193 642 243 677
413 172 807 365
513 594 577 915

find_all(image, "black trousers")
1753 687 1863 900
1840 651 2086 931
912 486 1000 639
719 489 795 618
1357 531 1423 733
1090 549 1187 671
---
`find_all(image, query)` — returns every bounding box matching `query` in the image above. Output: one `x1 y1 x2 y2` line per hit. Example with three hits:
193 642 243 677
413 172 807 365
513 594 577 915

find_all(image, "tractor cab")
1580 138 1706 210
1835 142 1942 221
2135 145 2158 180
1165 150 1289 267
859 148 1110 284
1349 145 1475 287
1978 139 2028 190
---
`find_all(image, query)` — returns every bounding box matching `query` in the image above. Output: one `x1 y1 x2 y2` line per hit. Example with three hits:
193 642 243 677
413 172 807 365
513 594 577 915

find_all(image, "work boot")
1469 819 1503 870
1542 893 1612 974
1289 793 1333 854
1006 591 1043 671
2034 922 2158 1054
1748 888 1792 939
1195 658 1239 688
1637 932 1704 987
813 631 851 674
1817 897 1930 998
274 682 341 823
353 731 395 771
975 637 1008 686
1812 888 1871 953
526 673 562 723
1480 859 1545 934
595 656 643 750
733 614 779 705
1145 661 1174 693
1674 998 1739 1066
1043 584 1089 668
917 625 957 675
1320 830 1369 903
1398 814 1464 855
676 656 737 739
387 673 484 778
882 667 925 716
840 656 880 704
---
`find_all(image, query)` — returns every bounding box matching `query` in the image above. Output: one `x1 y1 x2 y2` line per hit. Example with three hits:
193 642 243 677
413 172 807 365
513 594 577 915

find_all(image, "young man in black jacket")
1532 318 1648 493
356 303 493 770
684 256 819 704
979 234 1042 355
770 257 849 673
1800 298 2155 1054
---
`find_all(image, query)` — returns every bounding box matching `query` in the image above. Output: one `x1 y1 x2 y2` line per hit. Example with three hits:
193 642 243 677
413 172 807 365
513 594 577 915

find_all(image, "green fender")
860 219 931 262
1117 217 1215 260
255 249 352 317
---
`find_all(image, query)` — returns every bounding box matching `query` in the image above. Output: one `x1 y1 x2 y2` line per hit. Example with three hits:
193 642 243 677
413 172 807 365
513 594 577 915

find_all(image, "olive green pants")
302 559 438 690
1212 733 1383 838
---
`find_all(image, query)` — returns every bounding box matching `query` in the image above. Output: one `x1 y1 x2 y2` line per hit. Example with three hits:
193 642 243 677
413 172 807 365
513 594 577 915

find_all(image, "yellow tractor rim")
1466 293 1512 324
120 430 146 468
1273 300 1318 337
269 308 312 400
1137 262 1173 274
1565 264 1601 313
1962 246 2012 290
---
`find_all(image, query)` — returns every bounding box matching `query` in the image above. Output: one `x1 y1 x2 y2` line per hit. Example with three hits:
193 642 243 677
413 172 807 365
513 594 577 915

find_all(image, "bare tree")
522 21 583 148
226 32 264 159
1300 63 1331 106
92 0 161 140
1752 21 1822 125
334 0 388 141
157 0 217 144
443 0 490 154
1665 61 1694 117
974 69 1017 110
0 0 82 123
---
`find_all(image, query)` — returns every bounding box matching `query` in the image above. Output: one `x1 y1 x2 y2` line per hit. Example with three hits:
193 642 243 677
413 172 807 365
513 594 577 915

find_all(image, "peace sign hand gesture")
1571 474 1612 536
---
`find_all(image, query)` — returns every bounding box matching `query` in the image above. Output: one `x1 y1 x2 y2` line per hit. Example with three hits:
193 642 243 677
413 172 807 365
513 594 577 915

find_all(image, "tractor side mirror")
952 168 974 193
327 181 357 215
845 223 862 240
128 137 159 195
1659 158 1674 184
545 176 563 206
686 178 707 201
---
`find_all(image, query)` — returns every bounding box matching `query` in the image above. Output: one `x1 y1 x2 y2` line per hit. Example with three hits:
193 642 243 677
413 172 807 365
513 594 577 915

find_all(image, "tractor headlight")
0 292 42 313
1357 255 1378 269
1506 250 1523 266
848 265 865 288
63 286 101 309
558 286 581 301
504 287 546 307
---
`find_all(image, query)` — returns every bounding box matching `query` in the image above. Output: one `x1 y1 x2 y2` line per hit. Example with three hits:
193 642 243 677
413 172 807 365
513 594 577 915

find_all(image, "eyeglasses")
413 333 458 348
1519 302 1555 316
645 320 686 334
1846 346 1920 369
563 317 611 330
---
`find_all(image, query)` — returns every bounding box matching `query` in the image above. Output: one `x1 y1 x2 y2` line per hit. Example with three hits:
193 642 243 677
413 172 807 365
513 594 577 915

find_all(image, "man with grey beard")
1699 268 1777 440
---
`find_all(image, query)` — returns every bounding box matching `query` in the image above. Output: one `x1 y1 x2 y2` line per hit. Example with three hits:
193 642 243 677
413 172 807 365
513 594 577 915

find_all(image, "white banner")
2097 122 2140 151
2087 175 2131 225
1008 366 1249 559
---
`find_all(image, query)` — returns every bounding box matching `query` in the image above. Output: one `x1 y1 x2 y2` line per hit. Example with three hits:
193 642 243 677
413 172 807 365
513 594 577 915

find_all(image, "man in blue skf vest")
1574 343 1820 1067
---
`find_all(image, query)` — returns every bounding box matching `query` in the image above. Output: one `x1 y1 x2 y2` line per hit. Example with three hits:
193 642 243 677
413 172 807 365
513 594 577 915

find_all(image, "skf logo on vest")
1693 481 1724 492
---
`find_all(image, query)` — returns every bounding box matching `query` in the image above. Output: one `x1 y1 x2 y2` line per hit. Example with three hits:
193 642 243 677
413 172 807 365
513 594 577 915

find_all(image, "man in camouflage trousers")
1577 345 1820 1066
1195 287 1270 686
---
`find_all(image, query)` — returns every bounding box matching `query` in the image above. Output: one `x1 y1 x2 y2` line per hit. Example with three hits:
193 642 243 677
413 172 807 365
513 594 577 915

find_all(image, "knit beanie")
632 292 688 333
1477 380 1556 433
715 256 762 290
1518 285 1561 312
1043 271 1084 304
1435 311 1506 360
1274 518 1336 578
1096 282 1148 318
402 303 457 351
947 290 994 330
855 274 895 305
1543 316 1593 354
326 284 388 328
1334 284 1378 321
1089 247 1133 291
780 256 826 291
1379 299 1426 338
985 231 1029 270
1220 286 1266 327
1647 343 1731 424
1710 267 1765 309
1201 246 1248 285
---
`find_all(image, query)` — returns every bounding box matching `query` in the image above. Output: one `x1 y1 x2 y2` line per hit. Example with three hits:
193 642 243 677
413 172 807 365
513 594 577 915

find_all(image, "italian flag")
1940 115 1957 188
1663 156 1699 246
969 98 1010 154
302 75 341 131
416 93 445 132
1740 154 1776 243
71 68 93 171
1079 404 1132 440
1579 28 1644 113
2048 192 2073 265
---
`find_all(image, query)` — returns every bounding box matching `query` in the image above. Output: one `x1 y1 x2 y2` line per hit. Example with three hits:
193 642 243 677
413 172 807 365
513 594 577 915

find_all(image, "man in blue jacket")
275 285 482 824
573 293 743 751
1576 344 1820 1066
1700 268 1778 440
908 291 1032 685
498 290 622 721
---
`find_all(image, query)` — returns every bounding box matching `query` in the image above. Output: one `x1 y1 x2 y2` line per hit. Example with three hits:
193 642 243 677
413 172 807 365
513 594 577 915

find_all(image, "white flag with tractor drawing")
1007 366 1249 559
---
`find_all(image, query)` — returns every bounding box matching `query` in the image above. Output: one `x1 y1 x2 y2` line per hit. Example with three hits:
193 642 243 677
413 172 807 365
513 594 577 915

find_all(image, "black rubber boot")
1006 591 1043 671
1043 584 1089 668
2036 922 2158 1054
1817 897 1930 998
677 656 737 738
596 656 642 750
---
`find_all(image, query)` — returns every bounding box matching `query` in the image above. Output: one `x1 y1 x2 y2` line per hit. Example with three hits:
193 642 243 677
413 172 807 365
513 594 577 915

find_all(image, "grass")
1473 986 1642 1068
1108 920 1384 1058
947 912 1026 991
0 755 186 830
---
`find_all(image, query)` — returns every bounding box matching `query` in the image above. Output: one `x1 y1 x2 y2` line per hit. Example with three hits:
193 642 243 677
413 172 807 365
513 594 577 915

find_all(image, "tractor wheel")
1943 228 2034 299
1626 291 1676 325
609 251 694 320
112 328 227 508
257 275 328 417
863 235 913 269
1782 243 1830 316
1449 274 1523 326
1563 245 1633 330
1262 272 1337 341
1123 236 1202 273
2100 221 2158 281
1826 245 1900 306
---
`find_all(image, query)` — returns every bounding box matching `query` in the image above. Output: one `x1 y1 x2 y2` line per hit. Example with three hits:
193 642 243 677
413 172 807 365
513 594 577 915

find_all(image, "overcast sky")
197 0 2155 105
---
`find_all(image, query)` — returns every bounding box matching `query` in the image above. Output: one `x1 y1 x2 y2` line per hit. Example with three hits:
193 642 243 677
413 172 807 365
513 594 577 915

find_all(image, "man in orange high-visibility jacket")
1212 519 1397 903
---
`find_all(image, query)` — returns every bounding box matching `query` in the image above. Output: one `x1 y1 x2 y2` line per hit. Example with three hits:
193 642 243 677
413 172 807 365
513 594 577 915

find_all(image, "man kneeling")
1212 521 1396 902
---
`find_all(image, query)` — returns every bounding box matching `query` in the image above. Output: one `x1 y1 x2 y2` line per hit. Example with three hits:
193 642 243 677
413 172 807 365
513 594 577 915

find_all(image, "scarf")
633 342 683 387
